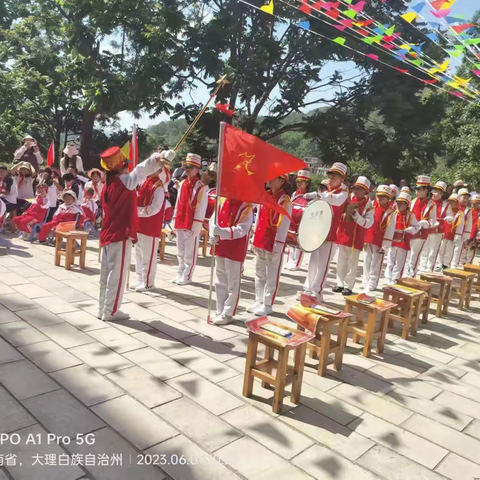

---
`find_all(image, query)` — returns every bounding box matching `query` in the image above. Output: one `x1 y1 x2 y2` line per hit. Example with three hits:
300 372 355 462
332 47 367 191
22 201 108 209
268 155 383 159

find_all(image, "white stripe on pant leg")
185 233 199 281
224 258 242 317
146 236 159 287
215 256 228 315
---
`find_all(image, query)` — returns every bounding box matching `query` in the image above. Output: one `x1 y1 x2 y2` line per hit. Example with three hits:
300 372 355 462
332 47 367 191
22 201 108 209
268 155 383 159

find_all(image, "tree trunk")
54 124 62 168
80 107 95 169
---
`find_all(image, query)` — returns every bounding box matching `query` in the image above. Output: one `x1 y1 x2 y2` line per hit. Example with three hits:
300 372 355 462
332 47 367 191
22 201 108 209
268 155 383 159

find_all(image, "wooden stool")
200 227 209 257
158 229 168 261
398 278 432 324
243 318 314 414
463 264 480 299
383 285 425 340
419 273 453 318
287 305 351 376
344 295 395 357
444 269 475 310
55 231 89 270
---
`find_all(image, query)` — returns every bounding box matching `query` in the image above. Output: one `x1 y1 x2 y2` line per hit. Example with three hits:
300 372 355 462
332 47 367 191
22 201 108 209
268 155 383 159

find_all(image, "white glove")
192 222 202 237
419 220 429 229
352 210 359 221
210 235 219 246
212 225 221 236
304 192 318 201
161 150 176 162
405 227 416 235
444 216 454 223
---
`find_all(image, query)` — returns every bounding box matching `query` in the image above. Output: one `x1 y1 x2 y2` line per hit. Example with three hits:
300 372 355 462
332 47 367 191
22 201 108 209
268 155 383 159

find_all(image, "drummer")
300 162 349 302
285 169 311 271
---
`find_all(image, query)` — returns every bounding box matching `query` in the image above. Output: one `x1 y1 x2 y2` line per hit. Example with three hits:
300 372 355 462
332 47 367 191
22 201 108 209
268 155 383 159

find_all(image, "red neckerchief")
176 176 199 228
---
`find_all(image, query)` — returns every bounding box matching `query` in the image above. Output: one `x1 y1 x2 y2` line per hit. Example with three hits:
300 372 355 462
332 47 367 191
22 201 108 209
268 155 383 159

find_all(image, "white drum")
297 199 333 252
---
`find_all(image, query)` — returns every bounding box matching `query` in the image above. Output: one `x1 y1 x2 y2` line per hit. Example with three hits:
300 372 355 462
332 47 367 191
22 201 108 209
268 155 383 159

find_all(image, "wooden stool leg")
318 323 331 376
436 284 443 318
363 311 376 358
444 283 451 314
377 311 389 354
411 298 421 336
401 300 412 340
65 237 73 270
54 234 61 266
291 344 307 404
243 337 258 398
334 319 348 371
273 349 289 414
459 280 466 310
261 346 274 389
466 279 473 309
80 236 87 269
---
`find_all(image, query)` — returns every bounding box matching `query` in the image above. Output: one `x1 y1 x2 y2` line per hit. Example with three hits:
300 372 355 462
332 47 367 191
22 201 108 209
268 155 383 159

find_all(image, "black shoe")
332 286 343 293
342 288 353 296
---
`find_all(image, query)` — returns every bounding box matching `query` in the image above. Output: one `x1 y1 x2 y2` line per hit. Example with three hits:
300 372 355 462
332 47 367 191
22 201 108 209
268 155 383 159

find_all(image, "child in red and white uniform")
37 190 84 243
300 163 349 302
405 176 436 277
363 185 395 294
389 184 399 202
465 194 480 264
334 176 374 295
172 153 208 285
99 147 176 321
285 169 310 271
14 183 50 239
437 193 464 270
209 198 253 325
85 169 105 202
132 162 171 292
458 188 473 266
81 188 98 224
425 181 452 272
385 192 419 285
249 175 292 316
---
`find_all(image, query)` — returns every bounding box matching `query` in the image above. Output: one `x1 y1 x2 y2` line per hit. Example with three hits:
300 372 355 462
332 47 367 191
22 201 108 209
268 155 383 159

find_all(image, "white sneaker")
247 302 263 313
102 310 130 321
135 285 155 292
176 277 191 286
171 276 181 284
212 314 234 325
129 281 143 291
254 304 273 316
97 310 103 319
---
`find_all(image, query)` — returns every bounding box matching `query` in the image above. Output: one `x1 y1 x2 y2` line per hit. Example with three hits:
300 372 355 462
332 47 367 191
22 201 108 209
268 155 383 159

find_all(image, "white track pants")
426 233 443 272
336 245 361 290
385 247 408 284
438 236 463 269
176 230 199 281
254 248 284 307
215 256 242 317
99 240 132 317
135 233 160 288
304 241 336 295
405 238 428 277
459 241 471 266
363 244 385 292
286 247 304 269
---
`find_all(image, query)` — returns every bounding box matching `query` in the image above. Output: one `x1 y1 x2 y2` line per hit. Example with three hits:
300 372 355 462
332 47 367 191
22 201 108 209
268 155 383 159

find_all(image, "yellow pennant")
441 0 457 9
401 12 418 23
260 0 274 14
121 141 130 159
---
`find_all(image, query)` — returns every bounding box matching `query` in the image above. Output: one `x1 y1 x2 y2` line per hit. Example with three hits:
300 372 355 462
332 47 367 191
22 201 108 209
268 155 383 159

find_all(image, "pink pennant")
383 35 395 43
323 1 333 10
330 1 340 8
449 91 463 97
430 0 444 10
431 9 451 18
382 44 396 50
357 29 369 36
311 1 324 10
325 9 340 19
366 54 379 60
299 3 312 14
472 70 480 76
350 1 366 13
340 19 353 27
334 25 347 31
394 67 409 74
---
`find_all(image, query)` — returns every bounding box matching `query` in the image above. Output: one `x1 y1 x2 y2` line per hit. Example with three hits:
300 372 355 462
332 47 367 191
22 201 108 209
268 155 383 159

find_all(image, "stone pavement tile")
0 282 15 295
0 293 36 311
12 284 54 299
19 340 82 373
368 350 427 377
28 275 67 292
357 444 445 480
92 395 178 450
155 397 241 452
184 318 238 342
298 383 363 426
146 316 197 341
107 366 181 408
0 337 24 364
182 306 209 320
62 278 100 292
131 331 191 357
449 357 480 376
0 360 59 400
421 369 480 403
123 347 189 380
426 364 468 380
121 302 160 321
0 272 31 286
293 444 379 480
0 257 25 268
219 374 297 417
171 348 239 384
56 286 92 303
224 355 247 373
366 364 443 400
66 426 164 480
59 310 110 332
385 347 447 370
16 307 64 328
69 342 133 374
145 434 240 480
387 388 472 431
21 259 54 271
302 368 342 392
436 453 480 480
123 292 164 308
42 267 79 280
0 303 20 324
0 320 49 346
51 364 123 406
22 389 105 438
215 436 311 480
0 385 36 433
107 318 152 335
184 334 242 362
464 419 480 440
34 296 79 314
0 424 84 480
158 293 201 311
280 406 374 461
149 303 200 322
339 352 377 372
435 391 480 423
393 338 455 364
88 327 146 354
221 404 313 460
458 371 480 389
167 372 243 415
349 413 448 469
38 323 96 349
10 266 46 278
402 413 480 465
327 365 395 397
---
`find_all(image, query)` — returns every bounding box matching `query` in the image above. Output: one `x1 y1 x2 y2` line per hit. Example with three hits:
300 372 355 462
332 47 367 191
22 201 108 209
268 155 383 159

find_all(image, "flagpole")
207 122 226 324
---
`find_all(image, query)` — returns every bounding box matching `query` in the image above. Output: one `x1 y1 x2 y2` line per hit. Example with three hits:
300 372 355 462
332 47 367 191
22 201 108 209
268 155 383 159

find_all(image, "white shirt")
85 180 104 202
60 156 85 175
15 176 35 200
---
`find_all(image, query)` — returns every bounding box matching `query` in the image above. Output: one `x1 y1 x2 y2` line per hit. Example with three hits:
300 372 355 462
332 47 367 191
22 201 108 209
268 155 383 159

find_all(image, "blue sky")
117 0 479 130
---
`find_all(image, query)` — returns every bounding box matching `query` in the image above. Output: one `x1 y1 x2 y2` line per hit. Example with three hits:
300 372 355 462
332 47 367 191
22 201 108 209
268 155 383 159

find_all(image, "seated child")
81 187 98 225
85 168 104 202
13 184 50 239
37 190 84 243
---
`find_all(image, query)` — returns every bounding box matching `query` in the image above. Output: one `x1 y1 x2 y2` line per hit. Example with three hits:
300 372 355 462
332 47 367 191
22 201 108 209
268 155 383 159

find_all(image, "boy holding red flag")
437 193 464 270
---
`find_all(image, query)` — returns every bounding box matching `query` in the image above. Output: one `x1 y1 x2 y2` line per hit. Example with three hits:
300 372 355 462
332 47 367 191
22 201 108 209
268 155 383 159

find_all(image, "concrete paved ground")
1 233 480 479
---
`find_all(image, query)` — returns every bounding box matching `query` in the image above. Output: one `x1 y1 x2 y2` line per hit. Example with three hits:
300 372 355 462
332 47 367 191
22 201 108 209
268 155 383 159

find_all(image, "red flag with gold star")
219 123 306 218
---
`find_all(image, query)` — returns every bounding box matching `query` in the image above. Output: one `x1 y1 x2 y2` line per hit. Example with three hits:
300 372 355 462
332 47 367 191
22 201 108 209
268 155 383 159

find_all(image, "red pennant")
325 9 340 19
47 141 55 167
216 103 235 117
383 35 395 43
422 79 438 84
361 19 374 27
394 67 409 74
330 1 340 8
452 23 475 34
356 29 369 36
340 19 353 27
430 0 444 10
299 3 312 14
382 44 396 50
311 1 324 10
